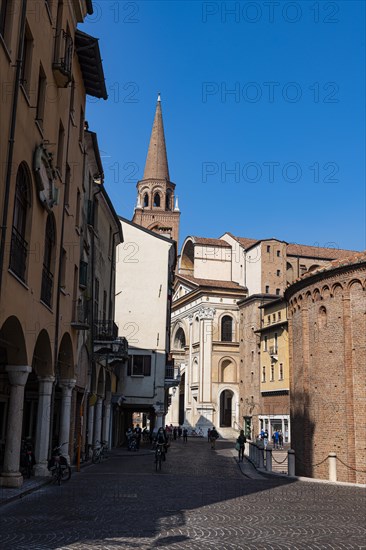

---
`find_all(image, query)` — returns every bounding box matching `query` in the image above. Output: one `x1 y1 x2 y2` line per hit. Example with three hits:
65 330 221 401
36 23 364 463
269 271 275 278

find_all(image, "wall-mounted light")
172 386 177 396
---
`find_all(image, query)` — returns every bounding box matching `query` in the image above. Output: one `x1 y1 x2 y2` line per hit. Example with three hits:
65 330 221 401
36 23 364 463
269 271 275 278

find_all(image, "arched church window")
153 193 161 207
143 193 149 207
166 190 172 211
174 327 186 349
221 315 233 342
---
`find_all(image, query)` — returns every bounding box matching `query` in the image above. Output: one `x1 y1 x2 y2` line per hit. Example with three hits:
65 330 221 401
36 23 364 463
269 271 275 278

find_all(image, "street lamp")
172 386 177 396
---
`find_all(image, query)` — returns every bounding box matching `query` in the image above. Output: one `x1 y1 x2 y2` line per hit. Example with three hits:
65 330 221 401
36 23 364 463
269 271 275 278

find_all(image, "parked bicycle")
155 442 165 472
48 442 71 485
92 440 109 463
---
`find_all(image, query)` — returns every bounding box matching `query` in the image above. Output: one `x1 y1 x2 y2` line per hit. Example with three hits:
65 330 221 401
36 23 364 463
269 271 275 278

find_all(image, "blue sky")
83 1 365 252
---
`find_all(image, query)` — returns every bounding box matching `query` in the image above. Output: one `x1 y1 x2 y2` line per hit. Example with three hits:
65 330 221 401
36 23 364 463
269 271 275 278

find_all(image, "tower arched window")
174 327 186 349
153 193 161 207
143 193 149 207
166 190 172 211
221 315 233 342
10 163 31 281
41 214 56 307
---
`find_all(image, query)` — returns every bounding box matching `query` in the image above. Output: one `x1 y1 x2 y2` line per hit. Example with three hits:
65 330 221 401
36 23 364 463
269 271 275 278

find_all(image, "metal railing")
53 29 73 77
9 226 28 281
93 320 118 341
41 265 53 306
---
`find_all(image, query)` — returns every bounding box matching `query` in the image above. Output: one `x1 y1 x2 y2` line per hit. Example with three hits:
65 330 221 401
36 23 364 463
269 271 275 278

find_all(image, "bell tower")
132 94 180 243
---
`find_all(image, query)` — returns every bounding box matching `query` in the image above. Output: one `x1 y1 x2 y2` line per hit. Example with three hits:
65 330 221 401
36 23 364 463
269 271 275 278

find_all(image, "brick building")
285 252 366 484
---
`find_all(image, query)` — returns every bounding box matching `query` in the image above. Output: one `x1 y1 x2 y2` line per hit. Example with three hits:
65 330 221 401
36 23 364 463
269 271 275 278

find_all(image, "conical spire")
143 93 170 180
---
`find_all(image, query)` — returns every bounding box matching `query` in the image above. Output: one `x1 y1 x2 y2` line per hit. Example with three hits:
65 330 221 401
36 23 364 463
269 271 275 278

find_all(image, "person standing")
210 426 219 449
236 430 246 462
173 426 177 440
207 428 211 443
178 426 182 439
134 424 142 450
183 427 188 443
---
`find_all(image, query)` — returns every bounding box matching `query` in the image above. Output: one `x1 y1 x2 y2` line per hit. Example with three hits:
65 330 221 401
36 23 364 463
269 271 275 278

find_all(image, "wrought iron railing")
94 320 118 341
9 226 27 281
41 265 53 306
72 300 89 325
53 29 73 79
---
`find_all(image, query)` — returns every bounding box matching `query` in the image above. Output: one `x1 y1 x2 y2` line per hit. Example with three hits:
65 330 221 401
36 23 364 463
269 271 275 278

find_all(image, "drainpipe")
108 230 120 320
0 0 27 297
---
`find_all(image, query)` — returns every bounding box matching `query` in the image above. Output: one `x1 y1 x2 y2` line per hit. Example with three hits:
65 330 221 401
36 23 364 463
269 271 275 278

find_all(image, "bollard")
288 449 295 476
258 440 264 469
328 452 337 482
266 445 272 472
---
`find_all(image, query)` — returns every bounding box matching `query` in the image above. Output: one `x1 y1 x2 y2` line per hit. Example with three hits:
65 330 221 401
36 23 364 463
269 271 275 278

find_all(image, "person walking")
173 427 177 440
210 426 219 449
183 427 188 443
134 424 142 450
236 429 246 462
207 428 211 443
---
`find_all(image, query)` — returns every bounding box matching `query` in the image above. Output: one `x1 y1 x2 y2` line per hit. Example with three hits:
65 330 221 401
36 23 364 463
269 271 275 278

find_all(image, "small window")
272 314 276 322
251 351 254 362
276 288 280 296
20 23 33 96
41 214 56 307
267 316 270 325
56 120 65 175
153 193 160 207
266 245 270 253
265 285 269 293
221 315 233 342
264 336 267 352
274 333 278 353
277 250 280 257
36 64 46 129
143 193 149 207
277 269 280 276
60 247 67 288
262 366 266 382
127 355 152 376
10 163 31 281
279 363 283 380
270 364 274 381
278 311 281 321
79 260 87 287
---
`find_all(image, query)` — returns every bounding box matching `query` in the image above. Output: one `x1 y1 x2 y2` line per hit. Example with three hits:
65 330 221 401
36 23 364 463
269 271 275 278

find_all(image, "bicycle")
48 442 71 485
155 443 165 472
92 440 108 463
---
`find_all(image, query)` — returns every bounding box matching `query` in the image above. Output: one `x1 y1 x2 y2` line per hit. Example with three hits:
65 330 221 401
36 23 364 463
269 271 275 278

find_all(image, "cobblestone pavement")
1 439 365 549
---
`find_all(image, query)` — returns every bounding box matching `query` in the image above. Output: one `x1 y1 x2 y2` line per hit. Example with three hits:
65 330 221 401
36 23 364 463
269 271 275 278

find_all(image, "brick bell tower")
132 94 180 243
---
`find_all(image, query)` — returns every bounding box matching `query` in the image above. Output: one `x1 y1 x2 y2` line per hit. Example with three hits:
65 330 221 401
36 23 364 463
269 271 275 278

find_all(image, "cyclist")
155 427 168 460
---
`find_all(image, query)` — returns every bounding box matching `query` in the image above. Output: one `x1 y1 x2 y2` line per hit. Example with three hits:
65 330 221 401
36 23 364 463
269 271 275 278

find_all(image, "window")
277 269 280 276
127 355 152 376
264 336 267 352
276 288 280 296
279 363 283 380
79 260 87 287
272 314 276 322
221 315 233 342
266 245 270 253
94 278 99 319
20 23 33 96
143 193 149 207
103 290 107 321
41 214 56 306
270 364 274 381
277 250 280 257
262 366 266 382
56 120 65 175
153 193 160 207
174 327 186 349
0 0 12 43
267 316 270 325
9 163 30 281
265 285 269 293
274 333 278 353
36 64 46 129
278 311 281 321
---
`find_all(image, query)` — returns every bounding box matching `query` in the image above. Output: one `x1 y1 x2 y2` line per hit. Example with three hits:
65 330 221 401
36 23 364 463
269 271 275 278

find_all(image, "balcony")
9 227 27 282
269 346 278 361
53 30 73 87
41 265 53 307
165 360 181 388
94 320 118 342
71 300 89 330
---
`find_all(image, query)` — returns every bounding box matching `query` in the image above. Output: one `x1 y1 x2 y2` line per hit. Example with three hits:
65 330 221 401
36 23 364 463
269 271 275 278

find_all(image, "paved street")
1 438 365 550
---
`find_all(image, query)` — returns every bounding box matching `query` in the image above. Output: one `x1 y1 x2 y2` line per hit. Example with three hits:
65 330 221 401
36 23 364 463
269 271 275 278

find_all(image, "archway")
220 389 234 427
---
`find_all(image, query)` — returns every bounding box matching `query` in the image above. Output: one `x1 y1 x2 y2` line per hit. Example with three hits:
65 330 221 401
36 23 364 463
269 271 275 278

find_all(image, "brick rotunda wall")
286 259 366 484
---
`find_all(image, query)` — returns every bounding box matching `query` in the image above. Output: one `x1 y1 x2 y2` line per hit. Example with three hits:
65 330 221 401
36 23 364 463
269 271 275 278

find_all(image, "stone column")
34 376 55 476
87 403 95 447
198 307 215 404
93 396 103 446
0 366 31 488
102 392 112 447
171 388 180 425
59 379 76 463
155 412 164 430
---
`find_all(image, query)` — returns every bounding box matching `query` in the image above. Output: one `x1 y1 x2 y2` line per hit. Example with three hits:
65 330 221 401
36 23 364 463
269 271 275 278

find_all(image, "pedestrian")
178 426 182 439
210 426 219 449
173 426 177 440
263 429 268 448
134 424 142 449
207 428 211 443
278 430 283 449
236 429 246 462
273 429 279 450
183 427 188 443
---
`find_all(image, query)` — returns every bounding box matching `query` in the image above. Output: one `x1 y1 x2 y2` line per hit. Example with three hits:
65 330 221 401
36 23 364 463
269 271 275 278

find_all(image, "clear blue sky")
83 1 365 252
